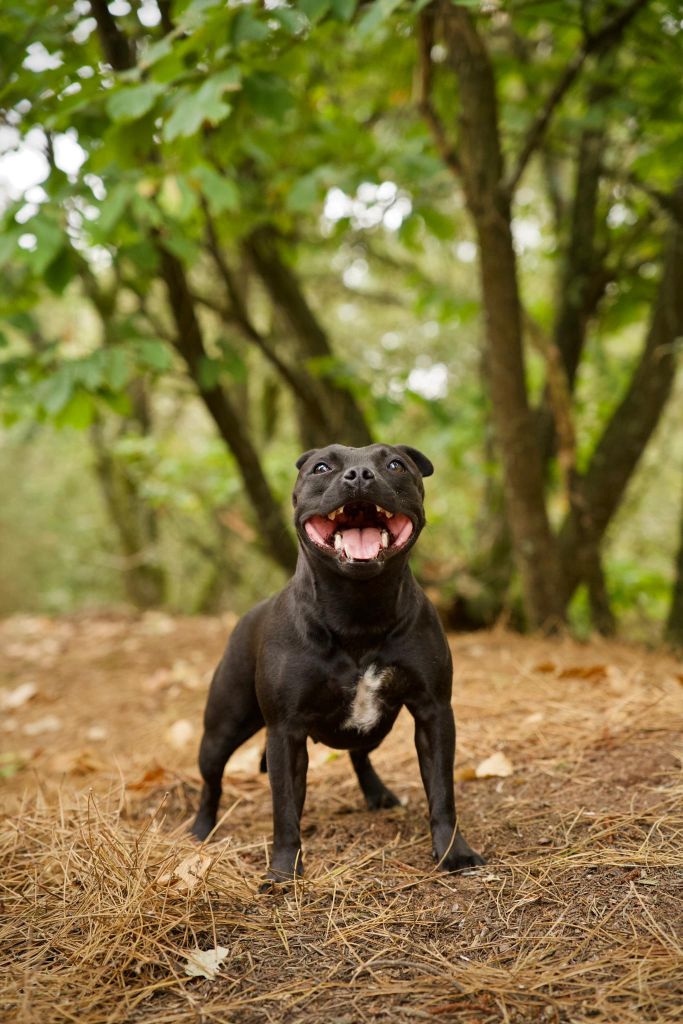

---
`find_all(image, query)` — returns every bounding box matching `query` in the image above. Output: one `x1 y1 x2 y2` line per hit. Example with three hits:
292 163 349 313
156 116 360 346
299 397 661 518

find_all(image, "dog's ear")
295 449 317 470
395 445 434 478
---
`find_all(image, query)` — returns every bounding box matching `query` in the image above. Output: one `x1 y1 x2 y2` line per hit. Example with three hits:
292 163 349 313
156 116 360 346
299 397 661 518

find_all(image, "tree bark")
203 214 341 448
158 246 298 575
558 195 683 608
90 409 166 608
440 4 565 629
245 228 374 449
665 480 683 648
537 110 607 467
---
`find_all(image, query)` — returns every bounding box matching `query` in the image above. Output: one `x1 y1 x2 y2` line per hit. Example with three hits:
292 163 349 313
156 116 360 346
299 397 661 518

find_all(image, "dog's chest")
342 664 392 733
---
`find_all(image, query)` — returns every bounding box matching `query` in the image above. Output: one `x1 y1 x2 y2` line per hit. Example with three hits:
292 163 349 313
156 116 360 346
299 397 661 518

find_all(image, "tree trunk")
90 410 166 608
245 228 374 449
158 246 298 575
537 111 607 466
441 4 565 630
558 194 683 608
665 481 683 648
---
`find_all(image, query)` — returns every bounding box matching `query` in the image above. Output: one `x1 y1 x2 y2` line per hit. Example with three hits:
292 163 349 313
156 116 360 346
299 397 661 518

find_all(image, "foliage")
0 0 681 638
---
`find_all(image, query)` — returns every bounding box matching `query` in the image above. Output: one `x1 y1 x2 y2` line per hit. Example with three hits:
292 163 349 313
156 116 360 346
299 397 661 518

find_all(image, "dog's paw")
436 837 486 873
365 786 402 811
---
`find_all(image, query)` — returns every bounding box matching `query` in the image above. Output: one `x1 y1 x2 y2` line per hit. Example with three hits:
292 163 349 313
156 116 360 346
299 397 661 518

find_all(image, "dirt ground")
1 612 682 1023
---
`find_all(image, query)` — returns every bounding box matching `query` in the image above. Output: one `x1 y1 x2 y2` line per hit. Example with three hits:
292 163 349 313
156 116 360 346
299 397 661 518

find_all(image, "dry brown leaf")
158 853 212 892
534 661 557 674
127 765 172 791
475 752 514 779
52 749 106 775
558 664 608 681
454 765 477 782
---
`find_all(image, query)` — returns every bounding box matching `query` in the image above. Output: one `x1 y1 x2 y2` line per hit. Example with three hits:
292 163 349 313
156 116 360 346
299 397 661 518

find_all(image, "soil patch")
1 614 682 1022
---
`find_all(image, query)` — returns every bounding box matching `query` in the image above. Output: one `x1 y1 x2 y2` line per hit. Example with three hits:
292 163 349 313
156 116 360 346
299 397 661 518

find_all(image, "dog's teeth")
334 533 343 552
385 510 394 519
328 511 336 521
381 530 389 549
328 506 344 521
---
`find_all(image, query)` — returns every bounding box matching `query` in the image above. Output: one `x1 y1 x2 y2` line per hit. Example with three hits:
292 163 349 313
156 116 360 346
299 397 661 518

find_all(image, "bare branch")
505 0 649 195
416 10 462 178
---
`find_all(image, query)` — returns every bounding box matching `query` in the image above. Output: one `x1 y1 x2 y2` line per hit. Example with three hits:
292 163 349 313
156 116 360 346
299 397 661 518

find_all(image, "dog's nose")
343 466 375 483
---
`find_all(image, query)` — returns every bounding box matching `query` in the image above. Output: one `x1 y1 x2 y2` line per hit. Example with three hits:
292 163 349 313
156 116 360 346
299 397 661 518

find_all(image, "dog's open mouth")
304 501 413 561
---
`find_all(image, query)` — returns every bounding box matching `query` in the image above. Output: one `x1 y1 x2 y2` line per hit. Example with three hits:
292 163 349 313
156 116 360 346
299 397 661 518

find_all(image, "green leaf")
190 165 240 215
96 182 136 235
40 369 73 415
136 339 172 372
139 34 174 69
272 7 308 34
330 0 358 20
356 0 404 37
107 82 164 123
232 10 271 44
0 227 21 266
299 0 332 23
24 217 64 275
198 355 222 390
105 348 132 391
55 390 94 430
163 69 241 141
286 171 322 213
242 72 293 120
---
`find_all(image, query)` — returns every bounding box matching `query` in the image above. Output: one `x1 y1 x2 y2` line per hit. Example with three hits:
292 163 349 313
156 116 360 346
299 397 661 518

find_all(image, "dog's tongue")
341 527 381 560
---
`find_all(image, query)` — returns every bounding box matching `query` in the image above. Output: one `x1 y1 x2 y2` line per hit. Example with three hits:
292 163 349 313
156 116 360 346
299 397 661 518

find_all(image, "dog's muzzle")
304 500 413 562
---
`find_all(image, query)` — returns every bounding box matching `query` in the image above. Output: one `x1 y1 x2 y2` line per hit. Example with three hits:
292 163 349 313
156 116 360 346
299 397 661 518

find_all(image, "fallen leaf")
534 661 557 674
158 853 212 892
86 724 108 741
454 765 477 782
1 681 38 710
166 719 194 749
127 765 172 791
23 715 61 736
183 945 229 980
52 749 106 775
475 752 514 779
558 664 608 681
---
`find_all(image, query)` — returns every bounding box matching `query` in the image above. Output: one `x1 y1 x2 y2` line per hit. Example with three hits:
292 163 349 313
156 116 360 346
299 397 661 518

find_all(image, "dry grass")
1 615 682 1023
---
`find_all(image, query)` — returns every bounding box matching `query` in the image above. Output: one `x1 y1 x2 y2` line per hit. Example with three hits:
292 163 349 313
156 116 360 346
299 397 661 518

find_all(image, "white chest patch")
344 664 391 733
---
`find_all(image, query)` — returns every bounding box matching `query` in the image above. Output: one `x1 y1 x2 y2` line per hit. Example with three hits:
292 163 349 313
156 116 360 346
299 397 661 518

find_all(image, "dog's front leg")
410 700 484 872
263 726 309 883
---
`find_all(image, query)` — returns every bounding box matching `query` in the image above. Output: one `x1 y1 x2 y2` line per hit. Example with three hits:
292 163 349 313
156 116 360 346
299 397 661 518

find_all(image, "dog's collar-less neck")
292 546 418 638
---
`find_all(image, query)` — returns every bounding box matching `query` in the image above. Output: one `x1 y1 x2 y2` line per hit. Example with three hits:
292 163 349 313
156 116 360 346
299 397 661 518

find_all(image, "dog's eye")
312 462 332 474
387 459 406 473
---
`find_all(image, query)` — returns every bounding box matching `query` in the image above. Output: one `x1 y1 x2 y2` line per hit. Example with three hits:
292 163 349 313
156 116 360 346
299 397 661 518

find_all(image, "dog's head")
292 443 433 578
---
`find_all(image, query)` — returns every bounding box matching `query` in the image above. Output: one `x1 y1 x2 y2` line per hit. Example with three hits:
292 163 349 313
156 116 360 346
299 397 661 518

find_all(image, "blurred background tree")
0 0 681 641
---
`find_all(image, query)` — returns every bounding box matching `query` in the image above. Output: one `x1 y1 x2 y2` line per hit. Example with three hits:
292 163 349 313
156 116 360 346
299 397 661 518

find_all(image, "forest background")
1 0 682 643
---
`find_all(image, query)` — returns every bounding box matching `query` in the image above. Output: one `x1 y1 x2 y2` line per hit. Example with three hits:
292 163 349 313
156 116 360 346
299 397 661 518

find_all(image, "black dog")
192 443 483 882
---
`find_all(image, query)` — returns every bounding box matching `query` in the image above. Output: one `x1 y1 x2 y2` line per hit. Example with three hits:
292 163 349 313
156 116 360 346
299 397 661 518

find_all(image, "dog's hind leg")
350 749 401 810
191 653 264 841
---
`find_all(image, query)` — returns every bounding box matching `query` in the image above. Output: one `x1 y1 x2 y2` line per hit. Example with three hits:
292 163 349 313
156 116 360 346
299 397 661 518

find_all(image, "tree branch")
89 0 135 70
505 0 649 194
416 10 462 178
557 182 683 609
